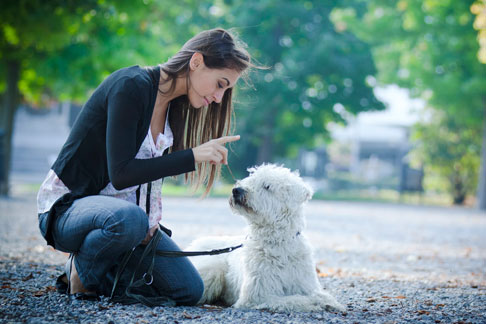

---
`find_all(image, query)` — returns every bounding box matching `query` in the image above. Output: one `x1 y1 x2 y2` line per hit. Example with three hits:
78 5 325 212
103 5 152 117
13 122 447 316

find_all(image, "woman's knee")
178 273 204 306
105 203 148 247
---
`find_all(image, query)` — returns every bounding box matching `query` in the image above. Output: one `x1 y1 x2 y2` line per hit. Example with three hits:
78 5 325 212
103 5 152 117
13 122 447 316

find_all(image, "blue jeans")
38 195 203 305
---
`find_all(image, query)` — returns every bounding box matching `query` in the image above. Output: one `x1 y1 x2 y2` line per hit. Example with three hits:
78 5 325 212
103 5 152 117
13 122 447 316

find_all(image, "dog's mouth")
232 187 246 205
229 187 254 213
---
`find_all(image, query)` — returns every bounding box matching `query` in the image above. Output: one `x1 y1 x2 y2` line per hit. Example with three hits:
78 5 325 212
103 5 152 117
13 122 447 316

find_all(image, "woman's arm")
106 78 195 190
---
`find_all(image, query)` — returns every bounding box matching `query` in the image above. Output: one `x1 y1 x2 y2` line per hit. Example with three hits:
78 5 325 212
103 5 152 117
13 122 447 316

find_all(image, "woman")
37 28 253 305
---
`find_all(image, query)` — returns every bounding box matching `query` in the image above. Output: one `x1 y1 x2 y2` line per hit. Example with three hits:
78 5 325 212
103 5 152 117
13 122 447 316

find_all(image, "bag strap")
111 230 176 306
123 229 175 307
109 229 243 306
146 181 152 216
109 246 136 300
135 182 151 217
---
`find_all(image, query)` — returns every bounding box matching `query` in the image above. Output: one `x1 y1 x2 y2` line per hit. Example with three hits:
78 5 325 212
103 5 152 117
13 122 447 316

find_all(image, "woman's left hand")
141 224 159 245
192 135 240 165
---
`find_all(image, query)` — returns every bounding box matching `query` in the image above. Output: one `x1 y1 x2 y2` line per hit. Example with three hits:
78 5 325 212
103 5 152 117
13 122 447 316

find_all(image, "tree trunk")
477 97 486 211
0 60 21 196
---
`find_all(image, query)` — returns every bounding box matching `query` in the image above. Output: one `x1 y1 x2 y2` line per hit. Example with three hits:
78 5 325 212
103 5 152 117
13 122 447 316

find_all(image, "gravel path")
1 192 485 323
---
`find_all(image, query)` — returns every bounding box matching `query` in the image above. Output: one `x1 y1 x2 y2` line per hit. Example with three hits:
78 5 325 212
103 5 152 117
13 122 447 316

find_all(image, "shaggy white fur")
186 164 345 313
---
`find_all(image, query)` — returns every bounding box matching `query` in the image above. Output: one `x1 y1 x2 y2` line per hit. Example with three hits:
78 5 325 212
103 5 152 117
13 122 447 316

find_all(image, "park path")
1 192 485 323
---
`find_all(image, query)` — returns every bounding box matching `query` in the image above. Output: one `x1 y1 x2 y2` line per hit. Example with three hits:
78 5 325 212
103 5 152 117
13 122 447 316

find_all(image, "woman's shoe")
55 273 68 294
64 254 74 294
64 254 100 301
70 291 100 301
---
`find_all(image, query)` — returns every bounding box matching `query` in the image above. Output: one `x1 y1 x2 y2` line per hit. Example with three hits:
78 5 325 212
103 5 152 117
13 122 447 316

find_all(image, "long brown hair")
161 28 253 195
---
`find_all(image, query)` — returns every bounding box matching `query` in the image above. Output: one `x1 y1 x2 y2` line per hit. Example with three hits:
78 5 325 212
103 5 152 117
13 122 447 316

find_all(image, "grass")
161 181 234 198
314 189 453 207
162 182 455 207
9 181 458 207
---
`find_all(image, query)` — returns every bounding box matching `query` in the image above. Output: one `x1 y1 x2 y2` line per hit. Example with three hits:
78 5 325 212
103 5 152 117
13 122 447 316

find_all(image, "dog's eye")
263 184 270 190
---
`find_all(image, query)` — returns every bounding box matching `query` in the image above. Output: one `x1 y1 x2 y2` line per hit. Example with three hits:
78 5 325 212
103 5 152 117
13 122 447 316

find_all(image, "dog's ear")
247 165 258 175
300 182 314 202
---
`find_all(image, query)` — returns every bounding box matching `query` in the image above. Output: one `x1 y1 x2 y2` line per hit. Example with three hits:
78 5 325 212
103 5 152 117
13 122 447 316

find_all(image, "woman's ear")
190 52 205 71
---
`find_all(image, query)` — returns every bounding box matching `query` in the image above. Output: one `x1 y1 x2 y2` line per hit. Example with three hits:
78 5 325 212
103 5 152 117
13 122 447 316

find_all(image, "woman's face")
187 53 241 108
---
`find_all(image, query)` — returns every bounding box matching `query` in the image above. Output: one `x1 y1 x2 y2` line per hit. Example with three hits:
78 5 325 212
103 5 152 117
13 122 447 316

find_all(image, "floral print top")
37 109 173 229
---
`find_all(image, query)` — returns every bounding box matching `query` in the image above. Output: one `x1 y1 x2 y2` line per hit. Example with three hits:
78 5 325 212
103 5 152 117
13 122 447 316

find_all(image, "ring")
143 273 153 285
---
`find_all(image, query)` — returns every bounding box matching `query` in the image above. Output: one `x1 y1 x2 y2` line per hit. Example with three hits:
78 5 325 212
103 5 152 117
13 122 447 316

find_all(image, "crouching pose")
37 28 253 304
187 164 345 312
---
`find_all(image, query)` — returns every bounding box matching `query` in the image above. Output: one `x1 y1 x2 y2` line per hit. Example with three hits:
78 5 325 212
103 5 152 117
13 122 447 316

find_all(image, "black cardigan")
43 65 195 248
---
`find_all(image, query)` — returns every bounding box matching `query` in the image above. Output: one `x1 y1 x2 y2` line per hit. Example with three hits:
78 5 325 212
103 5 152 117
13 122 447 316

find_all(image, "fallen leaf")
417 310 430 315
98 304 110 311
366 298 377 303
200 305 223 310
182 311 200 319
382 296 406 299
33 290 45 297
45 286 57 292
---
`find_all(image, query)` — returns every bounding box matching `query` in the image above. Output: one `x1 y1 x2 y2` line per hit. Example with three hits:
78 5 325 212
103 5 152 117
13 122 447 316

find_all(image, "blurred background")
1 0 485 209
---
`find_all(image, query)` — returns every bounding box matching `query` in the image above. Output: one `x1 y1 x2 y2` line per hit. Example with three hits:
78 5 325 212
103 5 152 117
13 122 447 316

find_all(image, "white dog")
186 164 345 313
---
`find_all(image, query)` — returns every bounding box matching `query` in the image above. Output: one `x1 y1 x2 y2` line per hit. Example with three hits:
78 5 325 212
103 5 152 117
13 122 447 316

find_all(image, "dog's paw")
233 300 251 309
317 292 346 312
324 302 346 313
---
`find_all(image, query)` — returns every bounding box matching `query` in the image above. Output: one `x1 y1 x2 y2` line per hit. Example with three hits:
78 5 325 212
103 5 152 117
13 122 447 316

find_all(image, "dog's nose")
232 187 245 198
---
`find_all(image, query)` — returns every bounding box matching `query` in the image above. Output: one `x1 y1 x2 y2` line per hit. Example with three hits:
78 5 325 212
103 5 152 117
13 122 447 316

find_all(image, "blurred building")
331 122 410 182
299 85 426 192
11 103 70 184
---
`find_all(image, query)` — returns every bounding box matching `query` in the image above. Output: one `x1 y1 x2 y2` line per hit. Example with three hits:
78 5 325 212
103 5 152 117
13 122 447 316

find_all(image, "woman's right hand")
141 224 159 245
192 135 240 165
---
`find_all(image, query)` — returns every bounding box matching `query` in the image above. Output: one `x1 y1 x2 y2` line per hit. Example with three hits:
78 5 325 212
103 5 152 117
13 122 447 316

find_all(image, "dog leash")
156 164 242 257
110 229 243 303
148 165 240 258
111 166 241 304
155 244 243 257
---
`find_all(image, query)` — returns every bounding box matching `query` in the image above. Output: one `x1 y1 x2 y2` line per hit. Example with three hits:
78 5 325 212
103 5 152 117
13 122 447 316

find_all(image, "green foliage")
1 0 383 180
333 0 486 125
471 0 486 63
225 0 384 174
412 112 480 204
1 0 98 103
0 0 180 103
333 0 486 204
